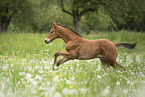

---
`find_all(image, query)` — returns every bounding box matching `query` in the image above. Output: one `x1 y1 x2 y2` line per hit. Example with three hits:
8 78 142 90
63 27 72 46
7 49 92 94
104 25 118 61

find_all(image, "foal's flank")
45 22 136 70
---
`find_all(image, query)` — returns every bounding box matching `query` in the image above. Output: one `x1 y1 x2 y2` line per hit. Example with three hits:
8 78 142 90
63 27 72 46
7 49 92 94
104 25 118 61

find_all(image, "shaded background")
0 0 145 35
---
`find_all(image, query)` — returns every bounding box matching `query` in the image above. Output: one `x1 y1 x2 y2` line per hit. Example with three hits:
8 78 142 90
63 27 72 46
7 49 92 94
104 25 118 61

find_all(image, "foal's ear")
52 22 57 28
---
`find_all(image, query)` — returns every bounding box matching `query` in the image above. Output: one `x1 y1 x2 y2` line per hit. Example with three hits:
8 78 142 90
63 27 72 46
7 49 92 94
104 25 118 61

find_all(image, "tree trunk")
73 15 82 36
0 16 11 34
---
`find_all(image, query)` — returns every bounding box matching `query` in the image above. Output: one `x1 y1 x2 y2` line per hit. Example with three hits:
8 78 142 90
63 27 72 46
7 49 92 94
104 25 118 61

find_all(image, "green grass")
0 31 145 97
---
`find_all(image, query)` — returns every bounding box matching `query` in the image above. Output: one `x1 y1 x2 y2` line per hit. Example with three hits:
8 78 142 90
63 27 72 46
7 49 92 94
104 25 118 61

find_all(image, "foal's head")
45 22 81 44
45 22 60 44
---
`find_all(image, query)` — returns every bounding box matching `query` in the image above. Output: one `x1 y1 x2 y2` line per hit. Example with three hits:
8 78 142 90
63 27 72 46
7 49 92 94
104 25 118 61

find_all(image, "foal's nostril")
44 39 49 44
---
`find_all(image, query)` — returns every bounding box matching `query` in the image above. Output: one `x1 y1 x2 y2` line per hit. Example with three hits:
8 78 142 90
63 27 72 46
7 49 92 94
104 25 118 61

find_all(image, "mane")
57 23 82 37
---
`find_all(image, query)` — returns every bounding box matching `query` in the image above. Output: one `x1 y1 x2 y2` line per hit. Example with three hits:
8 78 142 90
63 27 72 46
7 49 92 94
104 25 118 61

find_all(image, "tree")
0 0 13 34
30 3 73 33
0 0 35 34
60 0 99 35
59 0 129 35
1 0 74 33
122 0 145 31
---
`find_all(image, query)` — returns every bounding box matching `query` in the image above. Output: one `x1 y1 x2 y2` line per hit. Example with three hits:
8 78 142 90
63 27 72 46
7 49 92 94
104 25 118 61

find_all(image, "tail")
115 42 137 50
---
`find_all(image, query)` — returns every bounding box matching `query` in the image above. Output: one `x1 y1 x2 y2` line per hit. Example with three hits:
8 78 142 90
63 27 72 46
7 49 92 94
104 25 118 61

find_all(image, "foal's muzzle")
44 38 50 44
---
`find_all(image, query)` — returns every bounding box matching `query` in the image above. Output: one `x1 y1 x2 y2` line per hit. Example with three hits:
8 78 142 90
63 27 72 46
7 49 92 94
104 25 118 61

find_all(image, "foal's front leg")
53 51 75 69
53 57 69 69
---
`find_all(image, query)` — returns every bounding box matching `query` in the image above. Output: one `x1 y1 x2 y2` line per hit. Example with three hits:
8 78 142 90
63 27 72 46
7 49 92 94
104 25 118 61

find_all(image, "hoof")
53 65 58 70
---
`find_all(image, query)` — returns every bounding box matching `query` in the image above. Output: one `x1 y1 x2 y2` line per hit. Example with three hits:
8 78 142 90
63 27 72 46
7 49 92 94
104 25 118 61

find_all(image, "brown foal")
45 22 136 70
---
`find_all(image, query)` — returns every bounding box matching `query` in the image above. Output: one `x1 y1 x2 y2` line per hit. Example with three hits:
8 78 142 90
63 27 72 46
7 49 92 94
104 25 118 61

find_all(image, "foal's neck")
59 28 81 43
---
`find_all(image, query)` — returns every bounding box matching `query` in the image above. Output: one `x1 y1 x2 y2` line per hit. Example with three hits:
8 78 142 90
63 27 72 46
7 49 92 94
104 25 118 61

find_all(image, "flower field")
0 31 145 97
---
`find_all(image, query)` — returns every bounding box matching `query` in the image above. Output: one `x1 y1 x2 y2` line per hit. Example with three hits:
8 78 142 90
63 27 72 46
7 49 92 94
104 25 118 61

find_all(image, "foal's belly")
77 42 100 59
77 53 98 60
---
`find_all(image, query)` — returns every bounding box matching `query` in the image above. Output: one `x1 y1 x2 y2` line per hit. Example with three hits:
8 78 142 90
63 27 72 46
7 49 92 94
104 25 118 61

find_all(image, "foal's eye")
51 31 54 33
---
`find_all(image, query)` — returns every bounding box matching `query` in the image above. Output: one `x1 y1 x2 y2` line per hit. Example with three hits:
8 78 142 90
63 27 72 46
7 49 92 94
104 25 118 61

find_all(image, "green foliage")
13 0 37 27
1 0 145 33
8 0 73 33
0 0 36 33
106 0 128 25
82 7 116 33
123 0 145 31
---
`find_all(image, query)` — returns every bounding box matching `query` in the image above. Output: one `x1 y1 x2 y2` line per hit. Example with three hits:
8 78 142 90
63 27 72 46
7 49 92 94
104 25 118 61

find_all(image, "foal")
45 22 136 70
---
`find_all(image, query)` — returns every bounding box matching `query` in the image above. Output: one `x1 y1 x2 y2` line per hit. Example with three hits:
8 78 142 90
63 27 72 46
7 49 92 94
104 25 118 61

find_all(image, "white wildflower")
79 88 88 94
127 80 131 84
130 81 135 85
44 87 55 96
66 80 75 84
97 75 102 79
6 78 10 82
53 92 62 97
53 76 59 81
35 75 43 81
97 64 101 71
69 89 78 95
39 86 48 91
62 88 68 94
31 81 39 87
46 81 50 85
26 73 32 79
11 64 14 67
116 81 120 85
81 81 87 84
123 89 128 94
19 72 25 76
62 88 78 95
101 86 110 96
71 77 75 80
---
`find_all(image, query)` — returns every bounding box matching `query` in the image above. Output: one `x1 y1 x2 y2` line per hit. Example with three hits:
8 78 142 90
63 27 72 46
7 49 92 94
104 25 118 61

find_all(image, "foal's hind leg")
110 62 125 70
116 62 125 70
100 58 110 69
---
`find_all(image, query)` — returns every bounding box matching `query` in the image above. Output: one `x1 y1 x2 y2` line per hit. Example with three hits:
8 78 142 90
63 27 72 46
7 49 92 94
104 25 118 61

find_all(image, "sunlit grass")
0 31 145 97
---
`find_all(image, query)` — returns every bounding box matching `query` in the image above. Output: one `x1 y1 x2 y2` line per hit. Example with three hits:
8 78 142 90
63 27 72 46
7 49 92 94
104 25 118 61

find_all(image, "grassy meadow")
0 31 145 97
